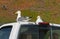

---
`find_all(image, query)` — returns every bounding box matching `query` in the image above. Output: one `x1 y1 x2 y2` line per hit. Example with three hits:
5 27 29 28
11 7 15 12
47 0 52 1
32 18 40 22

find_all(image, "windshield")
0 26 12 39
18 25 60 39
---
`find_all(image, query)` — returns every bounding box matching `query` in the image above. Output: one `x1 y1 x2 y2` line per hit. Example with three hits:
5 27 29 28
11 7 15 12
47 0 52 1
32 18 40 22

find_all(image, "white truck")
0 11 60 39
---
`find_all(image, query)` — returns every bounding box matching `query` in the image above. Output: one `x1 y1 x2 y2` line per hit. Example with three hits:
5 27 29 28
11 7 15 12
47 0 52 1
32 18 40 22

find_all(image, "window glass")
39 26 50 39
47 26 60 39
0 26 12 39
52 26 60 39
18 25 39 39
18 25 50 39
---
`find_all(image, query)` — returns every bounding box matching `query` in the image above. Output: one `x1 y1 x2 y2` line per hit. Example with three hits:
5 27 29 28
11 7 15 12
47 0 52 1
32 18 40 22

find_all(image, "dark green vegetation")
0 0 60 24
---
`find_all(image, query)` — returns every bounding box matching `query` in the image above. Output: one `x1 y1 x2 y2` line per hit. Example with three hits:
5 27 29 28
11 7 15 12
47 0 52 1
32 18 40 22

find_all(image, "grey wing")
18 17 27 21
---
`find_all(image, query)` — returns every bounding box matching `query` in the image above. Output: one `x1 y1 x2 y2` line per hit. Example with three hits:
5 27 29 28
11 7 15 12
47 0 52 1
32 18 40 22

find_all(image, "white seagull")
36 16 43 24
35 16 60 27
15 10 21 22
15 10 30 22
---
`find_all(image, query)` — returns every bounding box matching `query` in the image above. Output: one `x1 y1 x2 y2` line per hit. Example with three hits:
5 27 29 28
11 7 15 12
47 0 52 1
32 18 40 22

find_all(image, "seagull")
15 10 21 22
36 16 43 24
15 10 30 22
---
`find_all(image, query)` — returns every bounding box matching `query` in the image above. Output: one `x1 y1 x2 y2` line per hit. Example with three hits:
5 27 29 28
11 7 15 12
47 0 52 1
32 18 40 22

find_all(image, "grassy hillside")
0 0 60 24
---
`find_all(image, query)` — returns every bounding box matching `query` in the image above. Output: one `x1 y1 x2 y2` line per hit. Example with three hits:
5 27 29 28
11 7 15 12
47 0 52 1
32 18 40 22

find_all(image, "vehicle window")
51 26 60 39
18 25 39 39
47 26 60 39
0 26 12 39
18 25 50 39
39 26 50 39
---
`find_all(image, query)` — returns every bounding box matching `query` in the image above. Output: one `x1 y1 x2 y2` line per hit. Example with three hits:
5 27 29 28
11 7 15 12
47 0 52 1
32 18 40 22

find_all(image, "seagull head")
15 10 21 15
37 16 41 19
15 10 21 17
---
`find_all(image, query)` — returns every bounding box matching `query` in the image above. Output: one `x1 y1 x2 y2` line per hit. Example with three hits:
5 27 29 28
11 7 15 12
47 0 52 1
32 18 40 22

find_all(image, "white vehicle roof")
0 21 35 28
